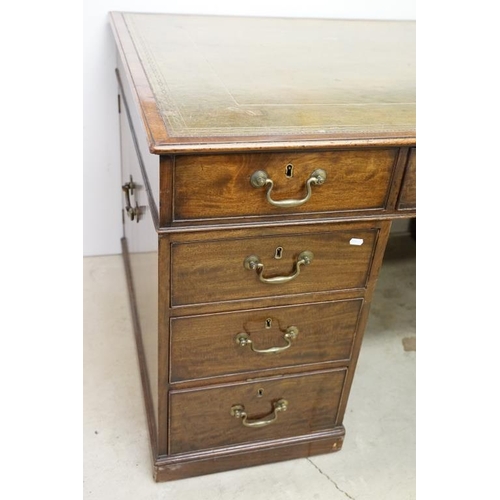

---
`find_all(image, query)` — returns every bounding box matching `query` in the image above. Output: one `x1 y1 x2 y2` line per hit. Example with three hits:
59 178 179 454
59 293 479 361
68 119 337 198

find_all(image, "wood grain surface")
171 227 377 306
169 299 363 382
173 149 398 221
397 148 416 210
169 369 346 454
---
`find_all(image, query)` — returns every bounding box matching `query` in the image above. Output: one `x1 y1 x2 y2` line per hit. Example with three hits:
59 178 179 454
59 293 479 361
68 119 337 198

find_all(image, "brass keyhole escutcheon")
285 164 294 178
274 247 283 260
257 388 264 397
265 318 272 329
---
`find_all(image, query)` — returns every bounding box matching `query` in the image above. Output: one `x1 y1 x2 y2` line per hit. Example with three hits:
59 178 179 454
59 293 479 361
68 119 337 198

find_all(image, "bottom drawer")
169 369 346 454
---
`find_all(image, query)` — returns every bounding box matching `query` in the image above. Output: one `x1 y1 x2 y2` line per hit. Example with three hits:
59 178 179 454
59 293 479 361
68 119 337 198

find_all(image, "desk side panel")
119 93 160 451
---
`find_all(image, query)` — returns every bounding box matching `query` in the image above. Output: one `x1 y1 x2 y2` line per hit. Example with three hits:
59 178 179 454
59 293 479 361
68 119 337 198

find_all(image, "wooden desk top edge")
110 12 416 155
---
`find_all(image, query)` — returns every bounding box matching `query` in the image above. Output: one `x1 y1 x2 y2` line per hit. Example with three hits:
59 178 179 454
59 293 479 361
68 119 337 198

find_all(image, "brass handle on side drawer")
235 326 298 354
230 399 288 428
250 169 326 208
122 175 140 222
244 251 313 284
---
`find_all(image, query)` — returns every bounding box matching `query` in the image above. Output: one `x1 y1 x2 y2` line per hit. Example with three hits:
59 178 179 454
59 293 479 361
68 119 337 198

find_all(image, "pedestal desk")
109 12 416 482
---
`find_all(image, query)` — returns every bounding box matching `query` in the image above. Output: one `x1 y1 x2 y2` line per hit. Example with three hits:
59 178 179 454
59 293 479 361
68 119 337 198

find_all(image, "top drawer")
172 149 398 222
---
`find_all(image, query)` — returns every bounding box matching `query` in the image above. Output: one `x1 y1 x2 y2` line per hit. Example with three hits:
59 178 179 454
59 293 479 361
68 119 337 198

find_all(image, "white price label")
349 238 364 246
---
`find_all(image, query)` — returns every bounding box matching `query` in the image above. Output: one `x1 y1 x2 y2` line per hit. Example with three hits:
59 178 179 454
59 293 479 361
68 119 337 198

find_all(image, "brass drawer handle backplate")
230 399 288 428
244 251 314 284
250 169 327 208
236 326 299 354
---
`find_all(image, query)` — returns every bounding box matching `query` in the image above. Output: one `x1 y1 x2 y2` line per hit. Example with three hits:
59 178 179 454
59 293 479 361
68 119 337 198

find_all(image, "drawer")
397 148 416 210
171 225 378 306
173 149 398 222
169 369 346 454
170 299 363 382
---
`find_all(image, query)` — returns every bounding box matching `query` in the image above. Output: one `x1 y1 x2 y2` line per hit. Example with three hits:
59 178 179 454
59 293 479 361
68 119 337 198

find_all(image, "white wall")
83 0 416 256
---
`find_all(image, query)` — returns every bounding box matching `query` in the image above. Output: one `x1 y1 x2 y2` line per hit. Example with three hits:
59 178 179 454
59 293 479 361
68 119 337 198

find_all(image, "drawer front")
170 299 363 382
169 369 346 454
173 149 398 222
171 227 378 306
398 148 416 210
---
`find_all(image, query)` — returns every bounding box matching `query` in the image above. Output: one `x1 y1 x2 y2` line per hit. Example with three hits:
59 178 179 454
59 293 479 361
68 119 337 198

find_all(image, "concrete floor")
83 234 415 500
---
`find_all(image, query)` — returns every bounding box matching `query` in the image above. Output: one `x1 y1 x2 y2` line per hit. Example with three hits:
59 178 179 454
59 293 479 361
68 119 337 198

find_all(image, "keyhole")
285 164 294 178
274 247 283 260
257 388 264 397
265 318 272 329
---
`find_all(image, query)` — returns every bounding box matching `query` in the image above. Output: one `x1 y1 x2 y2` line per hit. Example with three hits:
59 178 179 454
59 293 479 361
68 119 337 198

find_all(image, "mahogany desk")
110 12 416 482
